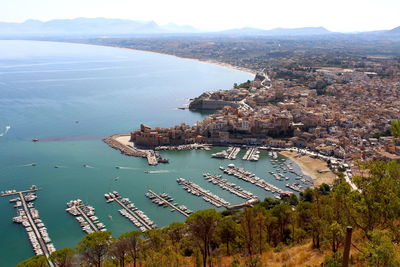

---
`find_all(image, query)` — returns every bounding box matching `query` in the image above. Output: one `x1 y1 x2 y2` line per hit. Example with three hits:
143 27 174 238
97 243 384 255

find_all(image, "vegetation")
19 160 400 266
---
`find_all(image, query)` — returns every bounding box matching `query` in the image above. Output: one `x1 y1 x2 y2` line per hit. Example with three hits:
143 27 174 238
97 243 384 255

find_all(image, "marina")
66 199 107 234
2 186 55 266
203 173 258 201
242 147 260 161
105 191 156 232
219 165 292 197
145 190 192 217
177 178 230 208
211 146 241 160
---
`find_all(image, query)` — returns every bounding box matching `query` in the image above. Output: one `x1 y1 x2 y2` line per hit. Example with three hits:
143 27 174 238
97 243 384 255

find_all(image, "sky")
1 0 399 32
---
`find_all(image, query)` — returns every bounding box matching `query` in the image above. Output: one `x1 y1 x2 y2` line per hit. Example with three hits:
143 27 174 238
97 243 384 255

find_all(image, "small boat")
108 215 112 220
31 163 37 167
115 166 121 169
54 166 59 168
144 171 150 173
114 176 119 181
32 138 39 142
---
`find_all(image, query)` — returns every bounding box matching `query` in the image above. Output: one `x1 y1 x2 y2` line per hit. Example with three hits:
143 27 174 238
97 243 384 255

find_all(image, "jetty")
242 147 260 161
226 147 241 160
66 199 107 234
105 191 156 232
203 173 258 201
146 190 191 217
1 186 55 267
219 165 292 197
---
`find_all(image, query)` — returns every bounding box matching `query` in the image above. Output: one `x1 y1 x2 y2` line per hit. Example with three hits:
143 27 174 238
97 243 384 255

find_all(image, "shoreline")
279 151 337 187
19 39 257 76
85 42 258 75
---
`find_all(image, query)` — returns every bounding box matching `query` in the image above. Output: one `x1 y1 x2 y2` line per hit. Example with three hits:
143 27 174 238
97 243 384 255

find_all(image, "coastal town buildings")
130 65 400 166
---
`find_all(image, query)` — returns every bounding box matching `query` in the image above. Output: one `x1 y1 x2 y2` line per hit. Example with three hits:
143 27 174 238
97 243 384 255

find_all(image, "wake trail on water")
0 125 11 137
116 166 139 170
145 170 172 174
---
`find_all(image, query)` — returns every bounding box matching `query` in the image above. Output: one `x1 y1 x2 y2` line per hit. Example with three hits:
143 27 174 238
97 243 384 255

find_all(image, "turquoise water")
0 40 304 266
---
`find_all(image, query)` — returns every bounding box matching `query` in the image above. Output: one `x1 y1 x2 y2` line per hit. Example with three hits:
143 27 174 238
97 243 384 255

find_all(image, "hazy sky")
1 0 399 32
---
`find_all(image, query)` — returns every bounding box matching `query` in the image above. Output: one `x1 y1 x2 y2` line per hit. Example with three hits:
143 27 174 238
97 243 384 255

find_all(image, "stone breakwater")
103 135 147 158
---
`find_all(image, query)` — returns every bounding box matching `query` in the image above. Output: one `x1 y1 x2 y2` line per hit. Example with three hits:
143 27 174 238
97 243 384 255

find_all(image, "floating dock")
226 147 241 160
105 191 156 232
1 186 55 267
177 178 230 208
66 199 107 234
203 173 258 201
242 147 260 161
146 190 191 217
219 165 292 196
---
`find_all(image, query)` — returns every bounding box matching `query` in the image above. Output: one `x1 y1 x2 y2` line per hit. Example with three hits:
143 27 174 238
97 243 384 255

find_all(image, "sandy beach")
279 151 337 187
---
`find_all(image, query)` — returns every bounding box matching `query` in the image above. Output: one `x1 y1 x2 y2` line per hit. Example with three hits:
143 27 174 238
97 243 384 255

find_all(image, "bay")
0 40 304 266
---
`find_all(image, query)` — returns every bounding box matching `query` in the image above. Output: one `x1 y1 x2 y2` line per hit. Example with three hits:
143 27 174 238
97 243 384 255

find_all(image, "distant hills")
218 26 332 36
0 17 398 38
0 18 199 37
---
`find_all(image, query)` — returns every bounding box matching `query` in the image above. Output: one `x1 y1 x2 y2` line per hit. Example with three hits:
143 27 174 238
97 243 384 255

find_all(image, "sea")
0 40 304 266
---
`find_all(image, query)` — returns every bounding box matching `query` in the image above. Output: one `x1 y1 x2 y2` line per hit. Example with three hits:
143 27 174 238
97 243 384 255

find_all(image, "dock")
226 147 241 160
203 173 258 200
105 192 156 232
219 165 292 196
146 190 190 217
147 150 158 166
177 178 230 208
66 200 107 234
242 147 260 161
2 186 55 267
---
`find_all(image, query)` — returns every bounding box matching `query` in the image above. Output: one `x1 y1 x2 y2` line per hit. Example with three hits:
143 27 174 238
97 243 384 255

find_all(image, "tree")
349 161 400 239
186 209 221 267
215 217 239 255
121 230 143 267
76 231 112 267
17 256 49 267
49 248 75 267
361 230 399 267
390 120 400 139
109 236 129 267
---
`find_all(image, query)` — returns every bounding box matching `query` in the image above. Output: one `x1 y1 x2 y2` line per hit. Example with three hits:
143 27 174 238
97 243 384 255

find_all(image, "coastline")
35 39 257 76
279 151 337 187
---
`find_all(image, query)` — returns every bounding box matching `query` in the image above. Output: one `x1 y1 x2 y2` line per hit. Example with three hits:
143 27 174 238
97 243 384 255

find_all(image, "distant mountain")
0 18 199 37
219 26 332 36
389 26 400 34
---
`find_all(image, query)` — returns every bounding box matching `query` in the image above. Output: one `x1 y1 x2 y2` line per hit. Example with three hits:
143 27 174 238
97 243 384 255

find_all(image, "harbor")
105 191 156 232
211 146 241 159
219 165 292 198
203 173 258 201
66 199 107 234
242 147 260 161
2 186 55 266
177 178 230 208
145 190 192 217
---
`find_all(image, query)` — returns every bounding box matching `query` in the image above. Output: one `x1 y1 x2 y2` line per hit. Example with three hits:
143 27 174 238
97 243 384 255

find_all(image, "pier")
146 190 190 217
219 165 292 196
226 147 241 160
177 178 230 208
105 192 155 232
66 200 107 234
1 186 55 267
242 147 259 161
203 173 258 201
146 150 158 166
